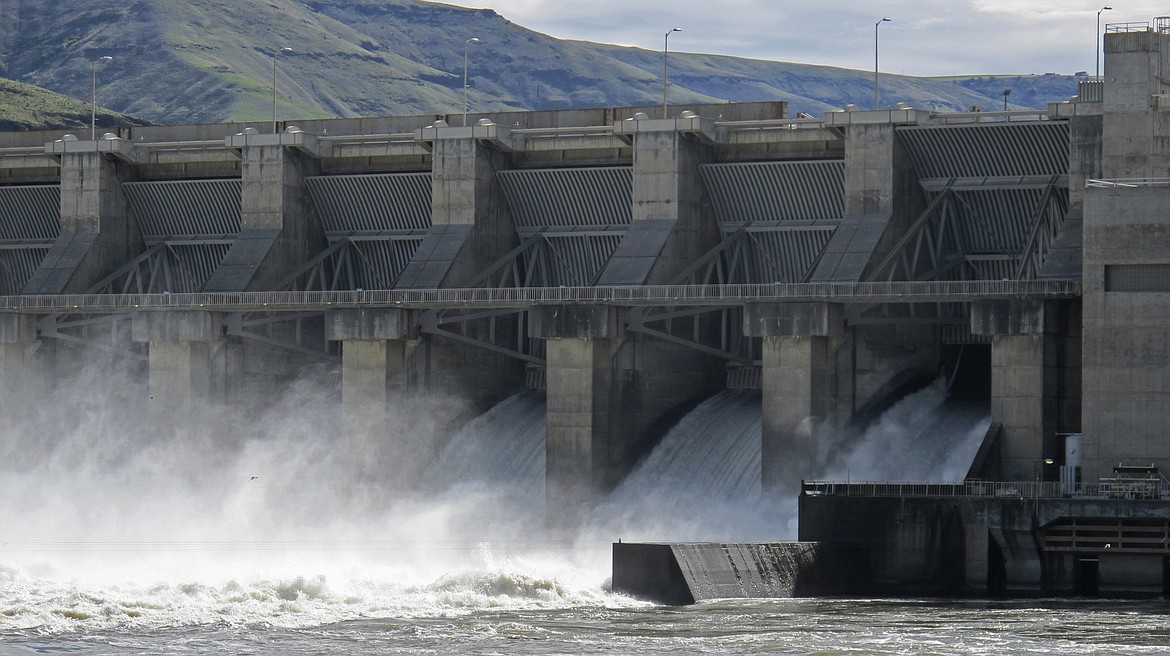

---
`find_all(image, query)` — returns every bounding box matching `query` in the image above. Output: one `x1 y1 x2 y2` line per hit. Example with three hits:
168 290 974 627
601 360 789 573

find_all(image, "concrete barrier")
612 541 868 605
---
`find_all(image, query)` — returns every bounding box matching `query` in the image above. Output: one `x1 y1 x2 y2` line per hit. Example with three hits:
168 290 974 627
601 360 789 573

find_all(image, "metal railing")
1078 80 1104 103
803 479 1170 500
513 126 619 138
320 132 419 147
0 280 1082 314
1106 21 1153 33
930 110 1051 125
1087 178 1170 188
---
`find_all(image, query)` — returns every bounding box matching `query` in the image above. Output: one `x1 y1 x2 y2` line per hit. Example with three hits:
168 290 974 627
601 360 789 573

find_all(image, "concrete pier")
132 311 224 430
206 131 325 292
745 302 842 492
971 300 1061 481
531 305 622 521
25 145 141 294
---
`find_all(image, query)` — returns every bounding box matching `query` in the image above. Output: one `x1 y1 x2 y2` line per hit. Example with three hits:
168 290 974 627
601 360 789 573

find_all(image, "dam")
2 18 1170 598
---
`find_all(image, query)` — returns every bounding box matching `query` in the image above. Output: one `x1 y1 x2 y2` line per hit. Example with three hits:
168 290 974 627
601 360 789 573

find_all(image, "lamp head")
467 37 480 44
97 56 112 63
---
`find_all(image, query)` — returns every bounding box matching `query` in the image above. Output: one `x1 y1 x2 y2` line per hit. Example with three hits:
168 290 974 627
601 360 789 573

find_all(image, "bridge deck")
0 280 1080 314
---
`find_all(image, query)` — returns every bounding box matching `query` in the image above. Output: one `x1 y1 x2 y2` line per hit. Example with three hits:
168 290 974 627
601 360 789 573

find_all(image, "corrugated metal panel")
701 161 844 223
123 179 242 239
164 243 233 293
898 123 1069 179
731 228 836 283
522 234 624 287
498 167 633 229
967 258 1016 282
0 185 59 240
0 247 51 295
306 173 432 233
349 238 425 289
925 187 1067 256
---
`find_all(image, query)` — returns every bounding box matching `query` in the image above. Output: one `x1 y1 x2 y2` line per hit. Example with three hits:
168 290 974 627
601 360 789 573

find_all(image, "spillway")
420 389 547 505
422 385 988 541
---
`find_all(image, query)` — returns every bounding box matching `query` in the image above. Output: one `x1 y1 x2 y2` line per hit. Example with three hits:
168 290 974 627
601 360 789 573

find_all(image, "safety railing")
1087 178 1170 188
930 110 1051 125
1106 21 1153 33
513 126 618 138
803 479 1170 500
319 132 419 146
1078 80 1103 103
0 280 1082 314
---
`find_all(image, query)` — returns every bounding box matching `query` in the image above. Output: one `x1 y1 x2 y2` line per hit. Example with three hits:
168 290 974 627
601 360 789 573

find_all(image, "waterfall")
420 389 547 503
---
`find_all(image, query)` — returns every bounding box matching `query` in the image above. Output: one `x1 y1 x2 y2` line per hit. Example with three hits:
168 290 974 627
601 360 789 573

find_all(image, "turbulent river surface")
4 373 1118 655
3 577 1170 656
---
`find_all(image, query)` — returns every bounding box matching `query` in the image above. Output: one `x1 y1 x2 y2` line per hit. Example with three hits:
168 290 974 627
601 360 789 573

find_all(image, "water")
5 368 1085 655
3 591 1169 654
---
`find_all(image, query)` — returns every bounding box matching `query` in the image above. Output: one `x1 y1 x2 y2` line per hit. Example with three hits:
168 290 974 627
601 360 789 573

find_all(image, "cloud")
440 0 1170 76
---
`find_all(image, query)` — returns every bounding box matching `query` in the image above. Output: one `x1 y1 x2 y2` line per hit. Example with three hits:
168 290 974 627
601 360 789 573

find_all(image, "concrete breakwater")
612 542 867 604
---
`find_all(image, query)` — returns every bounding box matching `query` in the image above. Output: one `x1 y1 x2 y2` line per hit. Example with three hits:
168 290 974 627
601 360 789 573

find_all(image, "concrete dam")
5 19 1170 598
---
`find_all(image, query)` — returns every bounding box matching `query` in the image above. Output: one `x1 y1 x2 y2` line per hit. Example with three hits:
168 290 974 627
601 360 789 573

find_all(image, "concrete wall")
800 492 1170 597
612 541 869 605
1082 185 1170 480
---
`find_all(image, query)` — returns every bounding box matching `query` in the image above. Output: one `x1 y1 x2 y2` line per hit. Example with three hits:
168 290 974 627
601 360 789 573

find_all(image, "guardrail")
930 110 1051 125
0 280 1082 314
1087 178 1170 188
1106 21 1153 33
803 479 1169 500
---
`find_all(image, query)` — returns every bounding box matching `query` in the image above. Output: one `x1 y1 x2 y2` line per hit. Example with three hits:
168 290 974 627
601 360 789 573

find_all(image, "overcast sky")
443 1 1167 76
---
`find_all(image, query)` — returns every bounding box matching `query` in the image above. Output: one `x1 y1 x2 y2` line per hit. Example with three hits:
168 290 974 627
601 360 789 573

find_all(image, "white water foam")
0 366 625 633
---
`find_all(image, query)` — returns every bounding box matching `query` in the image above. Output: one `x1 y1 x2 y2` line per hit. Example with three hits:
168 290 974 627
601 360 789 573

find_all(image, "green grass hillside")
0 77 142 131
0 0 1081 127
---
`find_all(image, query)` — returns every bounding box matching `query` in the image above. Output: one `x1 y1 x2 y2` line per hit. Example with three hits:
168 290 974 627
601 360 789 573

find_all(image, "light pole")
663 27 682 119
874 17 891 110
91 56 112 141
463 37 480 127
1097 5 1112 80
1003 88 1011 111
272 47 292 133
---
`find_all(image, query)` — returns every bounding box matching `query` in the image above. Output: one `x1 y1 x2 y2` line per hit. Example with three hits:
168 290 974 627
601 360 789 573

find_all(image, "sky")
441 1 1167 76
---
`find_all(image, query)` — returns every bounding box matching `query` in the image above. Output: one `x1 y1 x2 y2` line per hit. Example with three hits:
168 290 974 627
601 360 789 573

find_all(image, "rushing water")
8 368 1116 655
3 590 1169 654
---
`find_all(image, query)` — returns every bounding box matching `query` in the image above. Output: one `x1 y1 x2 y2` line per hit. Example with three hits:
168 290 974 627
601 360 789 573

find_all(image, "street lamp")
1097 6 1112 80
874 18 892 110
1003 88 1012 111
91 56 112 141
463 37 480 127
663 27 682 119
273 47 292 134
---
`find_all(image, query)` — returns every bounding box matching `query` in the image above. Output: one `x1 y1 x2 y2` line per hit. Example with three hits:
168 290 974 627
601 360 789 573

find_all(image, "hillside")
0 0 1081 127
0 77 143 131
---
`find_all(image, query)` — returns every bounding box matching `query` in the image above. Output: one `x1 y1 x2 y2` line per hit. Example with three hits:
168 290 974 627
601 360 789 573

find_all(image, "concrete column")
0 314 38 417
325 308 417 437
971 300 1059 481
530 305 622 524
398 125 517 289
600 116 718 284
205 135 325 292
1102 29 1170 179
132 311 224 430
24 149 141 293
745 302 843 493
393 126 524 402
812 112 925 282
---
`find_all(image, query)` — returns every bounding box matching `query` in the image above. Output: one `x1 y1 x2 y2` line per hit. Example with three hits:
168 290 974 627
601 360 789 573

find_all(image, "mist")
0 350 986 631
